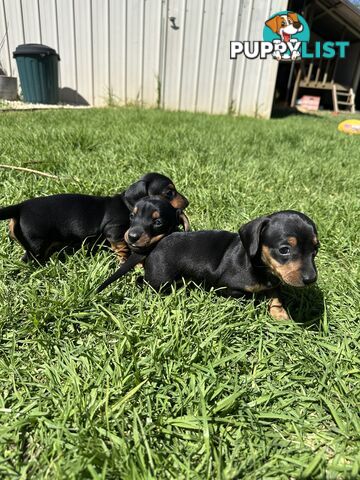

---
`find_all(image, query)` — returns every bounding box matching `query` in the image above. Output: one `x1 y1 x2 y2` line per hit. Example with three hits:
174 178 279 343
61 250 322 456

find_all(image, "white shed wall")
0 0 288 117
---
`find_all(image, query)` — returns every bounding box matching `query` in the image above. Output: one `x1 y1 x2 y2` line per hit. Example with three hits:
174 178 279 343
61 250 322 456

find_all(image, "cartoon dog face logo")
265 12 303 42
263 11 309 60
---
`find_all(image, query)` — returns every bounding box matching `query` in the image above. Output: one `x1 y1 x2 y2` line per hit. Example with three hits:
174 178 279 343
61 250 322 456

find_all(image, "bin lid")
13 43 60 60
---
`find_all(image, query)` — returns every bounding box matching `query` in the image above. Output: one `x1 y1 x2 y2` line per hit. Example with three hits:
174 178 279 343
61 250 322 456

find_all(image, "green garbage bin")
13 44 60 104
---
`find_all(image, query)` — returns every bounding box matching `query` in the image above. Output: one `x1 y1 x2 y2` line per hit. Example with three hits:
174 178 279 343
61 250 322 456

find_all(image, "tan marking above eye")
152 210 160 219
168 184 175 190
287 236 297 247
312 236 318 245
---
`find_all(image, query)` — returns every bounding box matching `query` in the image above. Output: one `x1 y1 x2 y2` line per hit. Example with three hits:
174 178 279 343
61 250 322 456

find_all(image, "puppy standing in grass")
0 172 189 263
98 211 319 321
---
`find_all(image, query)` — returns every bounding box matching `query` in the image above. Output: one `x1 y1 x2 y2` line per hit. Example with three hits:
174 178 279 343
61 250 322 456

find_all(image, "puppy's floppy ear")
123 180 148 209
239 216 269 259
177 210 190 232
265 15 280 34
288 12 299 23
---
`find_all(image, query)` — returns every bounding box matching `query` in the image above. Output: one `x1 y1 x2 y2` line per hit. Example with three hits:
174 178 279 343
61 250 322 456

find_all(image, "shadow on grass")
282 284 325 330
271 106 327 120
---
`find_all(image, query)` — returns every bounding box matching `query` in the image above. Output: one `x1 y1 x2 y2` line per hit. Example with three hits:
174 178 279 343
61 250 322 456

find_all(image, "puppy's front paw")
21 251 31 263
118 255 128 265
269 303 290 321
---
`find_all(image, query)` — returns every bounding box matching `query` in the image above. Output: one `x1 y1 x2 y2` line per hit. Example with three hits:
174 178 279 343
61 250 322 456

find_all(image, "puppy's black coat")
1 172 188 262
98 210 319 320
97 196 189 292
145 210 318 288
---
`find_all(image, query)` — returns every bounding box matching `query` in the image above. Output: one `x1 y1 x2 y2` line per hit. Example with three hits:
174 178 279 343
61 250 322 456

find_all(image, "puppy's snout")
127 229 142 244
171 194 189 209
182 196 189 208
302 273 317 285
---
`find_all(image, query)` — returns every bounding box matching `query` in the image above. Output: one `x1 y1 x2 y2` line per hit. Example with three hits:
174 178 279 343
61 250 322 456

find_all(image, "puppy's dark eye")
166 190 175 199
154 218 163 227
279 246 290 255
281 21 286 26
129 213 135 220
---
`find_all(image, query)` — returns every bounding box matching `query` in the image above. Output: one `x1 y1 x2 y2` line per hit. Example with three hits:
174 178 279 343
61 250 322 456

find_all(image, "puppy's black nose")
293 21 301 28
128 231 141 243
303 274 317 285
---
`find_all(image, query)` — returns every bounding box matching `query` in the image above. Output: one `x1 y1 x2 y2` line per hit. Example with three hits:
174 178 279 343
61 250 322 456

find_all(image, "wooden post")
306 62 313 85
314 58 322 86
322 59 331 87
350 88 355 113
332 83 338 113
291 67 302 107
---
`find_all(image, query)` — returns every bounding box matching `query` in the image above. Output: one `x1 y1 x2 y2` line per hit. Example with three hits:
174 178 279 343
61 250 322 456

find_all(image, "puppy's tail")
0 204 21 221
97 252 146 293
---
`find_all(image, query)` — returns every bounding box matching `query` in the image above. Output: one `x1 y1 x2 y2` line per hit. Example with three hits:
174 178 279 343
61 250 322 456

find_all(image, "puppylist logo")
230 10 349 61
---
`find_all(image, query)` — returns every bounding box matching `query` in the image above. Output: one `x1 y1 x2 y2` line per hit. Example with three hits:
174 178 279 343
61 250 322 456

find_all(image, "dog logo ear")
288 12 299 23
265 15 280 34
123 180 148 209
239 216 269 259
177 210 190 232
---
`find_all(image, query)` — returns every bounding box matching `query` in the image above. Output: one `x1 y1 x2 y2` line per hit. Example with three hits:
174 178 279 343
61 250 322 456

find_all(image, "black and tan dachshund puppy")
98 211 319 320
0 172 188 263
97 196 189 292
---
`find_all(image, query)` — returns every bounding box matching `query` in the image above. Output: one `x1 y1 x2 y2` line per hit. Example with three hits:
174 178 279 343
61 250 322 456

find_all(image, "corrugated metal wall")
0 0 288 117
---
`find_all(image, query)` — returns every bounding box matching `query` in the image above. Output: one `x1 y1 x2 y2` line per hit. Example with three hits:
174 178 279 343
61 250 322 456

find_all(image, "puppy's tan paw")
269 304 290 321
110 241 129 264
118 255 128 265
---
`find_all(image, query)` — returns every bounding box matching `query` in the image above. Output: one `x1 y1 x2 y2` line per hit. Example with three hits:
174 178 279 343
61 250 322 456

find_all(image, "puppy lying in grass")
97 210 319 321
97 196 189 292
0 172 188 263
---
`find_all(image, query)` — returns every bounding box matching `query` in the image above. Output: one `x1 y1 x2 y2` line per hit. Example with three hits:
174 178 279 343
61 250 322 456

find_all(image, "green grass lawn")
0 107 359 479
